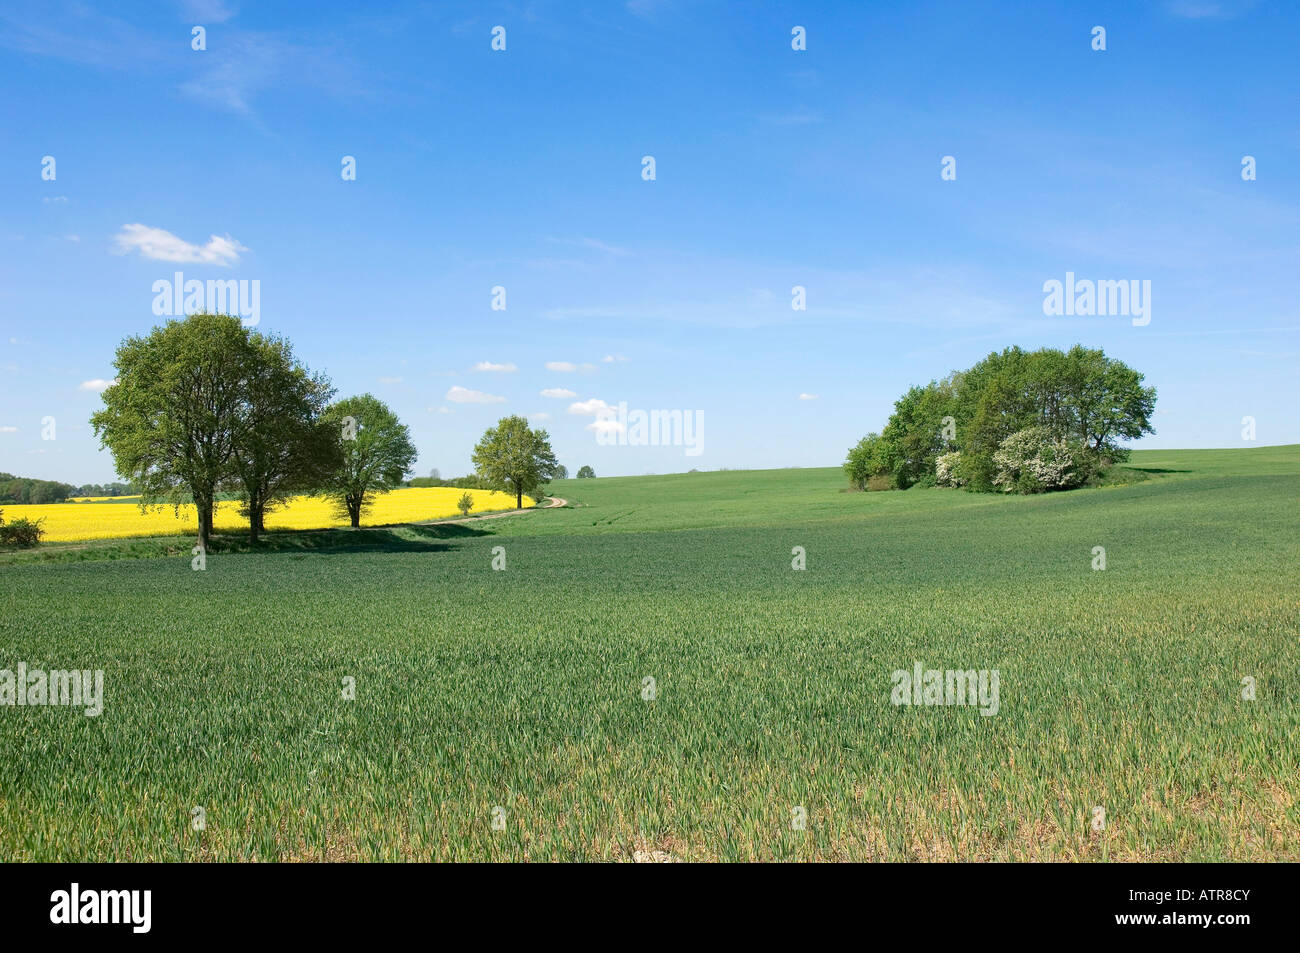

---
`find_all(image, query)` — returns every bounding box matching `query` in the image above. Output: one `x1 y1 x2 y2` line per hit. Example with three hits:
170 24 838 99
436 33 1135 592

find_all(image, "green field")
2 446 1297 861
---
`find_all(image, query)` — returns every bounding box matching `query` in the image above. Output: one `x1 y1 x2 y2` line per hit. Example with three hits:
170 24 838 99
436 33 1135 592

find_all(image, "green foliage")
323 394 418 528
576 465 595 479
843 432 893 490
848 345 1156 494
0 509 44 547
0 474 76 505
90 313 259 546
553 464 569 480
228 334 339 541
456 492 474 516
472 415 559 508
71 482 135 498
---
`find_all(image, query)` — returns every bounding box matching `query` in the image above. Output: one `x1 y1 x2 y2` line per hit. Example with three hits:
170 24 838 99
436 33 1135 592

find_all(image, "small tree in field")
472 415 558 509
576 465 595 479
457 492 474 517
323 394 418 527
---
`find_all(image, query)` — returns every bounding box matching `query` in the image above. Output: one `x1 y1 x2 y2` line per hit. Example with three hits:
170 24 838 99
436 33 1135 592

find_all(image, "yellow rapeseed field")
2 487 530 542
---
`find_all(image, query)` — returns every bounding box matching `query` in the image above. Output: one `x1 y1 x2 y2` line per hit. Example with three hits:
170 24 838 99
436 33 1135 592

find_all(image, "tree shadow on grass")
208 522 491 556
1124 467 1190 474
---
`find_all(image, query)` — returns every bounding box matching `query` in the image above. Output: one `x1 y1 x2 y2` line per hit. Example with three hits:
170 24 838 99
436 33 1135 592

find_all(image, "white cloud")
112 223 248 266
601 354 629 363
798 393 819 400
474 361 517 373
43 196 68 204
79 378 116 392
0 425 18 433
446 385 506 404
546 360 596 372
568 398 615 416
540 388 577 399
529 412 551 421
587 418 624 434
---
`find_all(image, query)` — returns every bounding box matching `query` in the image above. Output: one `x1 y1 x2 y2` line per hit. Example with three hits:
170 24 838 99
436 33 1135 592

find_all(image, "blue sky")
2 0 1297 483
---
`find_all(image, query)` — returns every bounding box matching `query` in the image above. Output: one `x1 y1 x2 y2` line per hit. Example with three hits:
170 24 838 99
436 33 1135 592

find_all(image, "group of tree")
72 482 136 498
0 473 77 505
92 313 417 547
90 312 568 548
845 345 1156 494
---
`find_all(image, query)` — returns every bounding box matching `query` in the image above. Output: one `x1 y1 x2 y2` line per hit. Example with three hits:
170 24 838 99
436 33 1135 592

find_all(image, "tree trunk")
196 497 213 550
516 488 522 509
248 501 262 543
348 496 361 528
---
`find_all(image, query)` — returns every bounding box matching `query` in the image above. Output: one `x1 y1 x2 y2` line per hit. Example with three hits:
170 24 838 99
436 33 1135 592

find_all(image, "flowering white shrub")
992 427 1090 493
935 451 965 487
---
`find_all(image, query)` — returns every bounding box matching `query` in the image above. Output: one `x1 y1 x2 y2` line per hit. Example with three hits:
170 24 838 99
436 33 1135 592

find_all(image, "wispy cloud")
547 236 631 257
541 388 577 398
446 385 505 404
1165 0 1255 18
112 224 247 265
79 378 116 392
568 398 615 416
474 361 517 372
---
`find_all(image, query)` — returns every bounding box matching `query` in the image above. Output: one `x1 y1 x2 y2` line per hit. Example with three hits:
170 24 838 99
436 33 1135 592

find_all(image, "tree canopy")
472 415 559 508
323 394 417 527
91 312 260 547
846 345 1156 493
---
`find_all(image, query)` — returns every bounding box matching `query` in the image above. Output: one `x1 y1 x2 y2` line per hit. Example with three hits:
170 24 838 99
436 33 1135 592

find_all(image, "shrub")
0 509 44 547
845 432 893 490
866 474 895 492
991 427 1091 493
935 451 966 488
456 492 474 517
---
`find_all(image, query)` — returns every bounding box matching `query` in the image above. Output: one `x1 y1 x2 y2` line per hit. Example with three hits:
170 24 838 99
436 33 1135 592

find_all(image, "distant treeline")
0 475 136 504
406 474 491 490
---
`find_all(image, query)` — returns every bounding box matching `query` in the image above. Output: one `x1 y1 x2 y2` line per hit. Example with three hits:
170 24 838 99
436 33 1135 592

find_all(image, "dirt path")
417 496 567 526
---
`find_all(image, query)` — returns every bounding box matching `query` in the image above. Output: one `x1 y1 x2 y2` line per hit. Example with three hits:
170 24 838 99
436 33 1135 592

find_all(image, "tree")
91 313 258 549
553 464 569 480
457 492 474 517
843 433 892 490
323 395 417 528
847 345 1156 494
229 334 338 542
576 465 595 479
472 415 559 509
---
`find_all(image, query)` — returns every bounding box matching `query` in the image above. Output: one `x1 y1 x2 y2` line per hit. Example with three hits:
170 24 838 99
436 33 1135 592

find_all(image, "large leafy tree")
91 313 258 549
847 345 1156 494
229 335 340 542
323 394 417 527
472 415 558 509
